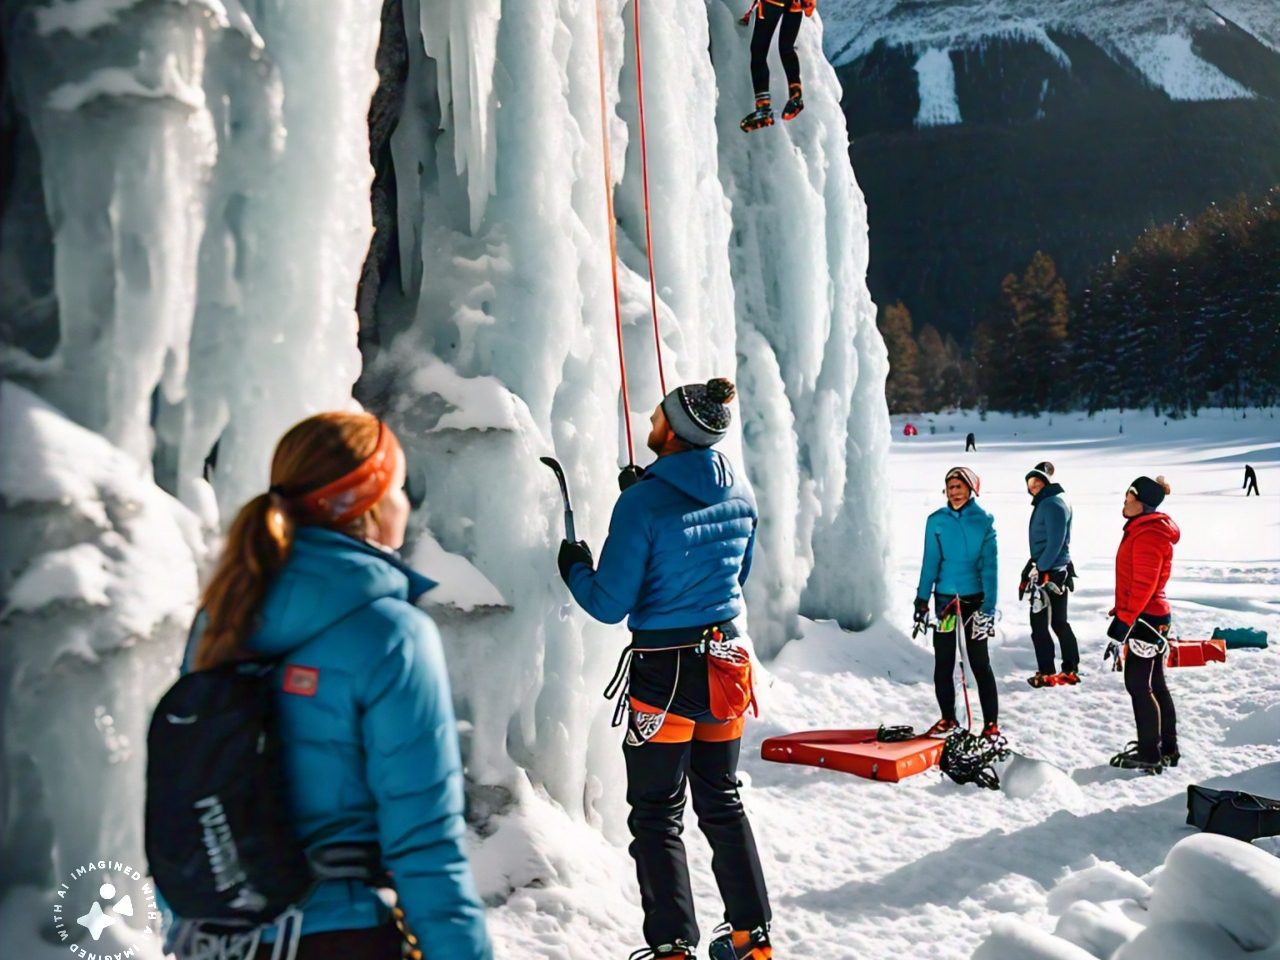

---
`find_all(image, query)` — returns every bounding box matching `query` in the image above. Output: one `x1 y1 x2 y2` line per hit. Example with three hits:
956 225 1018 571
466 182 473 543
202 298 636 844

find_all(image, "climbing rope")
593 0 636 465
631 0 668 396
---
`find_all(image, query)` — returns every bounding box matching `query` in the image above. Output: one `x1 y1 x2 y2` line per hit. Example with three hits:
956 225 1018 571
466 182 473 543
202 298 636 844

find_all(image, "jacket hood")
644 448 754 508
250 527 437 657
1124 511 1181 545
1032 482 1065 505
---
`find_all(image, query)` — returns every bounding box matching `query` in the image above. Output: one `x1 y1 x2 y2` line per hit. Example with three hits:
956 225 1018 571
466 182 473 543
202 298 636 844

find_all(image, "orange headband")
294 423 399 526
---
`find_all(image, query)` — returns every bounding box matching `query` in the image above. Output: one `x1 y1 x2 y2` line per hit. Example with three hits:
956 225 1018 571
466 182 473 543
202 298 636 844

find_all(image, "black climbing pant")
1124 614 1178 763
624 735 771 949
750 2 802 95
1030 570 1079 674
933 594 998 726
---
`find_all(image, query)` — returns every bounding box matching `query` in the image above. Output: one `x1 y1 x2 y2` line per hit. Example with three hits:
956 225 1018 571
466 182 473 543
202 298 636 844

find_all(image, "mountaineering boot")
709 926 772 960
1162 749 1181 768
740 94 774 132
981 721 1001 740
1056 672 1081 686
627 943 694 960
1027 672 1060 688
1110 743 1163 774
926 718 959 737
781 83 804 121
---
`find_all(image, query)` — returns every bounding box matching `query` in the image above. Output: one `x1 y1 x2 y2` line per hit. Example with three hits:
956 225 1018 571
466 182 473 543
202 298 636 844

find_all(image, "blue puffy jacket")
1028 482 1072 572
180 527 491 958
915 499 999 613
567 449 757 632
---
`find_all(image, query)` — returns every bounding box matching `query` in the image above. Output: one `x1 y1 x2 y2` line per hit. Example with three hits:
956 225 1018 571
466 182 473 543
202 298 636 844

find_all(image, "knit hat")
1128 475 1170 510
945 466 980 496
1025 461 1055 485
661 378 735 448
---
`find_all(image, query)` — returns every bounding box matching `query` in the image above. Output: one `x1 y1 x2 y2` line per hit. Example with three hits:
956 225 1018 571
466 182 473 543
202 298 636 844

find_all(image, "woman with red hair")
169 412 490 960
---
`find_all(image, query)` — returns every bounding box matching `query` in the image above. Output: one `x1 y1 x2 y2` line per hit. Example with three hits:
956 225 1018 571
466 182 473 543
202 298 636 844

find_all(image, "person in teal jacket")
914 466 1001 738
173 413 490 960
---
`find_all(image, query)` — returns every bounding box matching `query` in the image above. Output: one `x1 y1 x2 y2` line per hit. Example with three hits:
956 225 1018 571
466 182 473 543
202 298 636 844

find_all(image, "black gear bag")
145 658 313 924
1186 785 1280 843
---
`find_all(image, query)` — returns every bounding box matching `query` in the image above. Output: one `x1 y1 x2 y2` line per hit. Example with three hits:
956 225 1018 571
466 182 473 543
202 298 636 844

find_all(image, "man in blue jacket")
1020 461 1080 687
914 466 1000 738
557 378 772 960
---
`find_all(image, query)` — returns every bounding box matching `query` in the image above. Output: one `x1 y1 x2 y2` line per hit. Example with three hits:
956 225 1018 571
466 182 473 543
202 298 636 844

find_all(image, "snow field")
478 407 1279 958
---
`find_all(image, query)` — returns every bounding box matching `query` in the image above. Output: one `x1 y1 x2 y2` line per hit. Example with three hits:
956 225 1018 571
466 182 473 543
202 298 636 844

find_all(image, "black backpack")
145 658 313 925
1186 785 1280 843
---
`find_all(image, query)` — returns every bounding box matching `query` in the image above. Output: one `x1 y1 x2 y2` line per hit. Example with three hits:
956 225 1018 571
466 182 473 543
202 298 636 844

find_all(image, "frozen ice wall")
1 0 374 516
360 0 890 826
0 0 889 906
0 382 203 897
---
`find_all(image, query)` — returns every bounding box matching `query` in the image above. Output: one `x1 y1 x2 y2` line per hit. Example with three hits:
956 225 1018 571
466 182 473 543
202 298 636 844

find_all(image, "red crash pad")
1167 638 1227 668
760 728 944 782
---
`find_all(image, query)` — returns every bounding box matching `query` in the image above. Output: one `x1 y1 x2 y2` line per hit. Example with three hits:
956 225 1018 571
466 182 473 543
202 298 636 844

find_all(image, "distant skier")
1021 462 1080 687
1243 464 1259 496
558 378 772 960
740 0 815 132
1105 475 1181 773
913 466 1001 739
965 431 976 452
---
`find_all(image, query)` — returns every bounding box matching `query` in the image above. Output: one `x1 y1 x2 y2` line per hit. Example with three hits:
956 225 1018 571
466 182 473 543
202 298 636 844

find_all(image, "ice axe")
539 456 577 542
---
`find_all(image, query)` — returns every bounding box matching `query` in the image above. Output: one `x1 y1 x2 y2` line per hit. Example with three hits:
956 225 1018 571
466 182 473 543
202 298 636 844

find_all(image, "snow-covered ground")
3 406 1277 958
476 407 1280 958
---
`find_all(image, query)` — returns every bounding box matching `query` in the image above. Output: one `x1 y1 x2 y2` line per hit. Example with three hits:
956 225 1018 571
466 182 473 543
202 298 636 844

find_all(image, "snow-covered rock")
0 381 202 890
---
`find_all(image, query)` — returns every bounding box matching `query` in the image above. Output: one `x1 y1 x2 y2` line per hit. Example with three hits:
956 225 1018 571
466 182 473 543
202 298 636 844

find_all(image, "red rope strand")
632 0 668 396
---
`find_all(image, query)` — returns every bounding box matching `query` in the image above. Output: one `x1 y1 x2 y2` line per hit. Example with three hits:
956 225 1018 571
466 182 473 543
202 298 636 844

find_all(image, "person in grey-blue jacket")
1020 461 1080 686
914 466 1000 738
557 378 772 960
173 413 490 960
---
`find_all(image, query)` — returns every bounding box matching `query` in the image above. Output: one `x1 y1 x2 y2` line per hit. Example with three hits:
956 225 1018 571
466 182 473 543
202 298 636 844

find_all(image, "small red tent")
903 423 918 436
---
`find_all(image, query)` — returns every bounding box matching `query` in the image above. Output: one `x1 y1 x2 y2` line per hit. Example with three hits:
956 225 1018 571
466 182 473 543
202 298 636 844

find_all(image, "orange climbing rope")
631 0 668 396
593 0 636 465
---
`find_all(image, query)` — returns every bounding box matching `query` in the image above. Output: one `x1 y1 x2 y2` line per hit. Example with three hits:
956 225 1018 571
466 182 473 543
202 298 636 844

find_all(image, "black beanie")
1128 475 1170 509
662 378 735 448
1025 461 1055 485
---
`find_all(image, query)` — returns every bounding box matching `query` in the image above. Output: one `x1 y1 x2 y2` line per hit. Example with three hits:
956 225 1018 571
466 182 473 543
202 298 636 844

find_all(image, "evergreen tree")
878 301 924 413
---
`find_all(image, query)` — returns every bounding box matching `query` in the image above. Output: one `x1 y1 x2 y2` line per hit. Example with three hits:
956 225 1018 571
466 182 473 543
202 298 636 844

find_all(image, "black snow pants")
625 734 771 949
933 594 998 726
1124 614 1178 763
1030 569 1079 674
254 924 401 960
750 2 803 96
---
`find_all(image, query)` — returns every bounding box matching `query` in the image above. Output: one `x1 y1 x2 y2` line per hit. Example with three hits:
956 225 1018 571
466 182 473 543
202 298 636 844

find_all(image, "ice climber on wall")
740 0 816 131
914 466 1001 739
557 378 774 960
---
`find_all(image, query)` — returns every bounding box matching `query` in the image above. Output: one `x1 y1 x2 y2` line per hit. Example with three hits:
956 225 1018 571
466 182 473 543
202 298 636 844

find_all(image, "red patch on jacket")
283 665 319 697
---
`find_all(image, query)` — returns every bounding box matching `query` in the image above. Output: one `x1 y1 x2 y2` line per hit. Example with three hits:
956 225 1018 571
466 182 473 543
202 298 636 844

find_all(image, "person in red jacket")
1105 475 1180 772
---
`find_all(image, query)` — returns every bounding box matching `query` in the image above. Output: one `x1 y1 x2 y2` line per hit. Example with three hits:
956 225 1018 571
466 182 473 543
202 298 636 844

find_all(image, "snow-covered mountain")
821 0 1280 337
0 0 889 922
824 0 1280 102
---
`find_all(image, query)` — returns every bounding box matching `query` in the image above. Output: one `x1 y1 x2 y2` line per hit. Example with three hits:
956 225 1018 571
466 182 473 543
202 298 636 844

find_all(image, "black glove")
1066 561 1077 592
1106 616 1130 642
558 540 594 585
913 597 930 624
618 464 645 492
